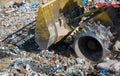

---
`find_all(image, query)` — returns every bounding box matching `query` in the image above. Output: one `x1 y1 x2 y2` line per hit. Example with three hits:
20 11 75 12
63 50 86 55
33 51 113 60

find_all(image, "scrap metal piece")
74 22 113 62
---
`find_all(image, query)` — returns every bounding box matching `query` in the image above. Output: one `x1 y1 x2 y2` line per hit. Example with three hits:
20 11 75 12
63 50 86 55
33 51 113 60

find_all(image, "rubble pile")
0 0 39 41
0 0 120 76
0 48 119 76
0 50 90 76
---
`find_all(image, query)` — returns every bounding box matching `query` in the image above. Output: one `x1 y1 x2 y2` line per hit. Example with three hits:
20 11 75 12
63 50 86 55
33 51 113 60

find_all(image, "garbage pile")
0 50 90 76
0 48 120 76
0 0 120 76
0 0 39 41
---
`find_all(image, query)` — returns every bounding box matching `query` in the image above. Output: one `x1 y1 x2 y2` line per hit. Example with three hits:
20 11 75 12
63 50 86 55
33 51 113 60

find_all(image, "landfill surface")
0 0 120 76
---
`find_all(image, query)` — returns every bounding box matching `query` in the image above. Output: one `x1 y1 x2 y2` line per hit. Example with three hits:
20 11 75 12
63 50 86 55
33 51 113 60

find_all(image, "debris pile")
0 0 120 76
0 0 38 41
0 50 90 76
0 48 119 76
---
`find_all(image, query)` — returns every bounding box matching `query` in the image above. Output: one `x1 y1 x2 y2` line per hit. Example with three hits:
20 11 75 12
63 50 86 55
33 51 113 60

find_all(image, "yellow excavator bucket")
35 0 77 49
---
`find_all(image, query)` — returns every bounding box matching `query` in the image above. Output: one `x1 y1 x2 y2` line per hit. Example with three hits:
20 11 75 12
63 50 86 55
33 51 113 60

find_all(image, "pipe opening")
78 36 103 62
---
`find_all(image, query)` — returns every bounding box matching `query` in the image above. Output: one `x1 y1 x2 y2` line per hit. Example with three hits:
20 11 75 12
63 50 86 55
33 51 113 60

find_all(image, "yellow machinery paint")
35 0 77 49
35 0 59 49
